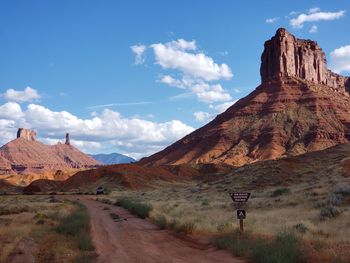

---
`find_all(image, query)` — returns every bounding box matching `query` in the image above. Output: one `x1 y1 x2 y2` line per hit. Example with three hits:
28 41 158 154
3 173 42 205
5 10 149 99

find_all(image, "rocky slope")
0 129 100 180
140 28 350 166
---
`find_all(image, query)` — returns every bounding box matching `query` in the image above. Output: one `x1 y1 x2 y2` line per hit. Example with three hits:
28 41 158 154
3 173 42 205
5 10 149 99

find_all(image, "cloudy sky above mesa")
0 1 349 159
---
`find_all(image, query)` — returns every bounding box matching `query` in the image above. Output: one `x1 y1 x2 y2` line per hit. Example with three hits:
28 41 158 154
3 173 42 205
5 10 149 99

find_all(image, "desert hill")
0 128 100 185
139 28 350 166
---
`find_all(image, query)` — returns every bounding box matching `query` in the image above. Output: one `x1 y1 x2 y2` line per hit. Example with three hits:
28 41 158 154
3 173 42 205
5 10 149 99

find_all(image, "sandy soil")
73 196 244 263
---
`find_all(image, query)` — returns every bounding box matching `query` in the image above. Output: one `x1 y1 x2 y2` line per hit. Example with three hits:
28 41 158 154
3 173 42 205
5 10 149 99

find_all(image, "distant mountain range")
90 153 135 165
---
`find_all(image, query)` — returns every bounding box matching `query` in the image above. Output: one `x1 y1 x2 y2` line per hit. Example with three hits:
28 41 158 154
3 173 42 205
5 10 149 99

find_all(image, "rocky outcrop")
140 28 350 167
17 128 36 141
261 28 349 92
0 130 101 183
65 133 71 145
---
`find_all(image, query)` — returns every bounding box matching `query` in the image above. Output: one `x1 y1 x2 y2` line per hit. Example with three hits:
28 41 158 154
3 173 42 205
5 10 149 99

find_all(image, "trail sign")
230 192 251 203
237 209 246 219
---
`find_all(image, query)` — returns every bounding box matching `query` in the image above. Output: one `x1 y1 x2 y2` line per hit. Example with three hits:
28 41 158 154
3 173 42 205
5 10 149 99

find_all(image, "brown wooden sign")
230 192 251 203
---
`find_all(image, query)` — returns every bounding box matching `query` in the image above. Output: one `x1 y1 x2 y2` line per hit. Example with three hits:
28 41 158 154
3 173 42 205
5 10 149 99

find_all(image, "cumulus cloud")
0 102 194 159
309 25 318 33
3 87 41 103
159 75 232 103
266 17 279 24
132 38 234 115
290 9 345 28
209 100 237 113
150 39 232 81
130 44 146 64
193 111 212 123
330 45 350 73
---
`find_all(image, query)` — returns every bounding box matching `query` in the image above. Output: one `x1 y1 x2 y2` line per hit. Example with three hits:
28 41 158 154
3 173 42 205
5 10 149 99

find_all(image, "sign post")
229 191 250 233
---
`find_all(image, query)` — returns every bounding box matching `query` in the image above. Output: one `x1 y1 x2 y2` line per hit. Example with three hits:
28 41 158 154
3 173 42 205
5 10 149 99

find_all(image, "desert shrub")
329 193 343 206
217 222 232 233
213 231 305 263
271 188 290 197
77 231 94 251
320 206 343 220
334 186 350 196
55 203 94 251
154 215 167 229
212 230 251 257
174 221 196 234
251 232 305 263
294 223 308 234
115 197 152 219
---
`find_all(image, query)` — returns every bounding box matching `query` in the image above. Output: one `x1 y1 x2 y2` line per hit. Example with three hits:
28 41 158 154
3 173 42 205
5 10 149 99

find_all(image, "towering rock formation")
139 28 350 166
261 28 349 91
17 128 36 141
65 133 71 145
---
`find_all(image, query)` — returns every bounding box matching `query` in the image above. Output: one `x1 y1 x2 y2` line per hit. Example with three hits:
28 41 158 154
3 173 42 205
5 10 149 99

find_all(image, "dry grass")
107 173 350 262
0 195 95 263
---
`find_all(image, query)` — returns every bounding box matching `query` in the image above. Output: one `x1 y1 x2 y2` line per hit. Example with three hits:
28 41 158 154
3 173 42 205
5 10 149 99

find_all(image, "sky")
0 0 350 159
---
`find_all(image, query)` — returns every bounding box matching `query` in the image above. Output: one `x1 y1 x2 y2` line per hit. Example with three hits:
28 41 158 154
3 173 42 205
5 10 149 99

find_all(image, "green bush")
212 231 251 257
55 203 94 252
271 188 290 197
251 232 305 263
115 197 152 219
212 231 305 263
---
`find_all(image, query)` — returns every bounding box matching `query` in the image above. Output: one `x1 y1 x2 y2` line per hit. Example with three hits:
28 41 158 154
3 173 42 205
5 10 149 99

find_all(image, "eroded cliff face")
139 28 350 167
260 28 349 92
17 128 36 141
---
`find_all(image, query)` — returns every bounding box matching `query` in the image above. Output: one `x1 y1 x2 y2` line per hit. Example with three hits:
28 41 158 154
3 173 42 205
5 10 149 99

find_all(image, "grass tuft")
212 231 305 263
271 188 290 197
115 197 152 219
55 202 94 251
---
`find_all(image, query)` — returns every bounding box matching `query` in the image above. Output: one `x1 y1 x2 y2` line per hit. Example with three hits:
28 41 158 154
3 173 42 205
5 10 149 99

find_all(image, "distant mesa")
140 28 350 166
0 128 100 185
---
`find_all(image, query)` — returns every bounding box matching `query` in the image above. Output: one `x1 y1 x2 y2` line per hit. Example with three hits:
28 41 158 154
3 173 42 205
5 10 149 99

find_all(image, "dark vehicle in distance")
96 186 104 195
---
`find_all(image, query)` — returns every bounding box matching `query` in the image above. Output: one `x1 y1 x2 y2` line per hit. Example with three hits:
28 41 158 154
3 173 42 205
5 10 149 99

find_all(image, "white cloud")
266 17 279 24
195 84 232 103
309 25 318 33
130 44 146 64
290 9 345 28
193 111 212 122
150 39 232 81
159 75 232 103
209 100 237 113
3 87 41 103
0 102 194 159
330 45 350 73
309 7 321 14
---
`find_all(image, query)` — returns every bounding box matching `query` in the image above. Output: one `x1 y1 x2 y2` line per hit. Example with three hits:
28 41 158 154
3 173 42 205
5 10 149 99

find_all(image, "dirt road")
74 196 244 263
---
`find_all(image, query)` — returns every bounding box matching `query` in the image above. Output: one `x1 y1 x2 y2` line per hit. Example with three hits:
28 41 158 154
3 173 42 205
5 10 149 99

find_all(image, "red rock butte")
139 28 350 166
0 128 100 176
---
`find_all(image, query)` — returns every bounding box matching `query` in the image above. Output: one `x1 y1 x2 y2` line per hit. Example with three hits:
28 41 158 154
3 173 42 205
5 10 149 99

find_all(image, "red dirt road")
75 196 244 263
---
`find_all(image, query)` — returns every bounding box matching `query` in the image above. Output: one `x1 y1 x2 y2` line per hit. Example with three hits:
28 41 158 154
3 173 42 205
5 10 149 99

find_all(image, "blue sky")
0 1 350 158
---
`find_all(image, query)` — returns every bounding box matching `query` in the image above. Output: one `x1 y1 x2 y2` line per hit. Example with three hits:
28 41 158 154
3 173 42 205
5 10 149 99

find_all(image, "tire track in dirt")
74 196 245 263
